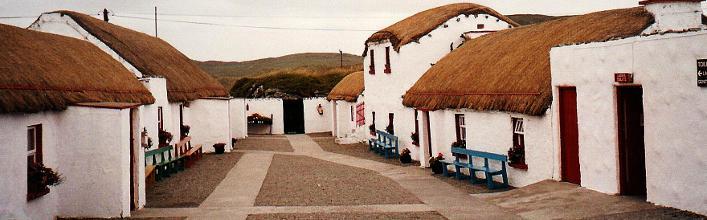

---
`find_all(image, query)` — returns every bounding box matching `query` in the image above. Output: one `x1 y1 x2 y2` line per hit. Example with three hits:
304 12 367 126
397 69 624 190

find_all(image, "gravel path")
313 137 420 167
235 138 294 152
146 152 243 208
246 211 448 220
255 154 421 206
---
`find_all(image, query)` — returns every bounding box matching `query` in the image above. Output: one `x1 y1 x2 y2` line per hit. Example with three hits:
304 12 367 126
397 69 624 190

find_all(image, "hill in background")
507 14 567 26
194 52 362 88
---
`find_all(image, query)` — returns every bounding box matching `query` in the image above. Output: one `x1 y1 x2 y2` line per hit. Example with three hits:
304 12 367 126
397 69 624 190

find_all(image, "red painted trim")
639 0 703 5
465 30 498 34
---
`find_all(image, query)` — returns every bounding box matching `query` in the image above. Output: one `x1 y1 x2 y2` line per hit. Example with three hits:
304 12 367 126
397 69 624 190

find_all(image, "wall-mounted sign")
698 59 707 87
614 73 634 84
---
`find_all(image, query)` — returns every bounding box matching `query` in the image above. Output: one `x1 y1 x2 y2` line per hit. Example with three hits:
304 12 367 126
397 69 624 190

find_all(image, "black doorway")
283 99 305 134
617 86 646 197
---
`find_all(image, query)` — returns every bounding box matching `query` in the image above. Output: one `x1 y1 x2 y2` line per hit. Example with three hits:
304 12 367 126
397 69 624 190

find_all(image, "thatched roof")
55 11 228 102
0 24 155 113
366 3 519 51
327 71 364 102
403 7 654 116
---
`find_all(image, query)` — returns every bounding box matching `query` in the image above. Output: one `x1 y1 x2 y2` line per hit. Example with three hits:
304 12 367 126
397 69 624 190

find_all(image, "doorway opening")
129 108 140 210
283 99 305 134
617 86 646 197
559 87 581 185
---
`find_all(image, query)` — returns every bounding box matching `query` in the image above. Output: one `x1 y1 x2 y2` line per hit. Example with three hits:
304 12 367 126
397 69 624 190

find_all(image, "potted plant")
158 130 173 148
214 143 226 154
369 124 376 136
180 124 191 139
27 162 63 201
400 148 412 163
410 132 419 146
451 140 467 159
508 147 528 169
428 153 445 174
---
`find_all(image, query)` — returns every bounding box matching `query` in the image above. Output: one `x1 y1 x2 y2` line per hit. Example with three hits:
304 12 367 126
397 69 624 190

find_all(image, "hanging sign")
614 73 634 83
698 59 707 87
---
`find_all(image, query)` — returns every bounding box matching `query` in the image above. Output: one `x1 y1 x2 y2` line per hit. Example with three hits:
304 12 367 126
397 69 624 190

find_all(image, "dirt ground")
306 132 332 138
255 154 421 206
581 207 706 220
146 152 243 208
235 137 294 152
313 137 420 167
246 211 448 220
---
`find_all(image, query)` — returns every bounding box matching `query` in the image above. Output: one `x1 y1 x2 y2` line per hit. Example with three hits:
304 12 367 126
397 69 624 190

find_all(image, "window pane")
27 127 35 151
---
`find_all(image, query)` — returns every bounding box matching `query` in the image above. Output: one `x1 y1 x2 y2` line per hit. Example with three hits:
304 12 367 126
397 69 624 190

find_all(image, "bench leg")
485 172 494 189
442 164 449 177
454 165 462 180
384 149 389 159
502 171 509 188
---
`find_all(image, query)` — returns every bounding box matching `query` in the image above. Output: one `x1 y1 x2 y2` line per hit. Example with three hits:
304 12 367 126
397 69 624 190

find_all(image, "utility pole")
339 50 343 67
154 6 158 38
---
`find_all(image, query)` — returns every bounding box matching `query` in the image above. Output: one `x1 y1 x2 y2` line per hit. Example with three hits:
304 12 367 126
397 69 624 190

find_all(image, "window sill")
384 69 391 74
509 163 528 170
27 186 50 201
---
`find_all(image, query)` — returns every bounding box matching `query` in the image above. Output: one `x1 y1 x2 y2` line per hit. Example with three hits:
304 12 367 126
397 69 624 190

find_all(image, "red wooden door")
617 86 646 196
559 87 581 185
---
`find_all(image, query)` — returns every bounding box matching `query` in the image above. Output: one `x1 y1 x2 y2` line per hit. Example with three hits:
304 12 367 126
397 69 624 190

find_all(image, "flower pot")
214 143 226 154
400 154 412 163
431 162 444 174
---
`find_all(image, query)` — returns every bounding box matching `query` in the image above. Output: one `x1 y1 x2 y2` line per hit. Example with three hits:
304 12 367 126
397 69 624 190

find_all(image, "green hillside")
507 14 567 26
194 53 362 88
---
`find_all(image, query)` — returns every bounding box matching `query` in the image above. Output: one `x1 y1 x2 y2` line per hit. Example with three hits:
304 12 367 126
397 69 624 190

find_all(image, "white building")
550 0 707 215
239 98 332 135
29 11 232 153
327 71 367 143
363 3 518 162
0 24 155 219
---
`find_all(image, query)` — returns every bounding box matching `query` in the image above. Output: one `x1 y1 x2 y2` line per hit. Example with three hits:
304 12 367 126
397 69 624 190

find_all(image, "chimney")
103 8 109 22
640 0 705 32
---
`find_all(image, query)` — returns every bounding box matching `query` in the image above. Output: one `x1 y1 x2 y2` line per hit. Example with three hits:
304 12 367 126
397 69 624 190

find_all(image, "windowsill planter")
214 143 226 154
509 163 528 170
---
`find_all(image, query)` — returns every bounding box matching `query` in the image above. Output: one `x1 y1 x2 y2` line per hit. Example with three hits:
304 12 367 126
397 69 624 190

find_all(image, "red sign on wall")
614 73 634 83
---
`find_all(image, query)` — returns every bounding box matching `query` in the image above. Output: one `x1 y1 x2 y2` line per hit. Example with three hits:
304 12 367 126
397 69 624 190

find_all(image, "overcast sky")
1 0 703 61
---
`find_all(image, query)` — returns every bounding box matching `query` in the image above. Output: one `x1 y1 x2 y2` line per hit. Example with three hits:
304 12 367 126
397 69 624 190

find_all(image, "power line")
112 14 378 32
118 12 401 19
0 16 39 19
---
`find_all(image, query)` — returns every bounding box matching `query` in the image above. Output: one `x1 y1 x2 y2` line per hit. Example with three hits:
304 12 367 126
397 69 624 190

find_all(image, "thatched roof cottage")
362 3 519 161
404 0 706 215
327 71 366 142
0 23 154 219
30 11 232 152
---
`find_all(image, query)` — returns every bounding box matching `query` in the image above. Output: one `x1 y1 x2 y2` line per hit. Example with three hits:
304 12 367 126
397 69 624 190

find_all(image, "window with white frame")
27 124 42 165
455 114 466 143
511 117 526 166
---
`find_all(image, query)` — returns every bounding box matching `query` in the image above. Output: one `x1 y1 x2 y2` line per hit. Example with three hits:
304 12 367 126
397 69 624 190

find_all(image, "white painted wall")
643 1 705 33
331 98 368 143
187 98 231 152
245 98 285 134
363 13 513 163
551 31 707 215
0 106 143 219
421 109 555 187
229 98 248 139
303 98 331 134
140 77 169 152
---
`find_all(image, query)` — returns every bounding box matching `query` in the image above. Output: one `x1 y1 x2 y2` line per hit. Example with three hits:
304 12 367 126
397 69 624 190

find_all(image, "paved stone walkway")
133 135 694 220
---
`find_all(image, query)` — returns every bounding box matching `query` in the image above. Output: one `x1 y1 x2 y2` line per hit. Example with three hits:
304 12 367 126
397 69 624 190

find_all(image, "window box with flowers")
27 162 63 201
428 153 446 174
158 130 173 148
369 124 376 136
451 140 467 159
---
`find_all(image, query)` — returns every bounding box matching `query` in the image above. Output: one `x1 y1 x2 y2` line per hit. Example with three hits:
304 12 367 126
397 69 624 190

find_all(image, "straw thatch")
0 24 155 113
403 7 654 116
366 3 519 52
55 11 228 102
327 71 364 102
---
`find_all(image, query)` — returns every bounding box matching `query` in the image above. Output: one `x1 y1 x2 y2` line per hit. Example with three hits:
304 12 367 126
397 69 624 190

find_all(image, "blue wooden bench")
145 145 183 181
451 147 509 189
368 130 399 159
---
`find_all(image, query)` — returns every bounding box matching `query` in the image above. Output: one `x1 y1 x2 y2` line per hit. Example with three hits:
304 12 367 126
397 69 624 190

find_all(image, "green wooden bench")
451 147 509 189
368 130 399 159
145 145 182 181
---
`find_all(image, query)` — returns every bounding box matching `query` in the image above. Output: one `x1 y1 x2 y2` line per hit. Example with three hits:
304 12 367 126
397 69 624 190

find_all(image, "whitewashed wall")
229 98 248 139
187 98 231 152
0 106 142 219
551 31 707 215
245 98 285 134
141 77 169 151
421 109 554 187
363 13 513 162
303 98 331 133
331 98 367 143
